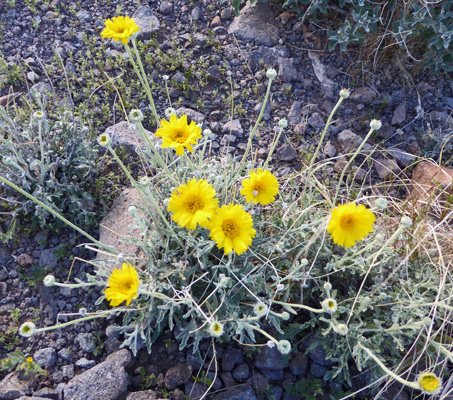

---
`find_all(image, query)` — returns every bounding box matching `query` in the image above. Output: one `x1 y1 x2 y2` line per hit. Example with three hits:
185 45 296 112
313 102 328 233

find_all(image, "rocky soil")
0 0 452 399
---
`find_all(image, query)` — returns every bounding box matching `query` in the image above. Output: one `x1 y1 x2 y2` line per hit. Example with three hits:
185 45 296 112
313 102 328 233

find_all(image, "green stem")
263 125 284 170
36 314 108 333
242 321 278 344
357 342 419 390
272 299 324 314
0 176 108 250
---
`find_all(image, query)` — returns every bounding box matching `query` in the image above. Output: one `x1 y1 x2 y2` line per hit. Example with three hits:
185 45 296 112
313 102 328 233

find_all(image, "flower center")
253 182 264 194
222 219 239 238
173 130 188 143
420 375 439 391
186 197 204 214
339 214 355 230
328 301 335 308
121 279 134 293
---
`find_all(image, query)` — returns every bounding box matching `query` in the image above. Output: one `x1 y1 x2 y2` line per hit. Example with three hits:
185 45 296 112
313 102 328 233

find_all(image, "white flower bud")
128 205 138 214
375 198 388 209
370 119 382 130
401 216 412 227
43 275 56 287
79 308 87 316
267 340 275 348
339 89 350 99
277 340 291 354
278 119 288 128
335 323 349 336
139 176 151 187
280 312 290 321
323 282 332 292
300 259 309 267
129 109 144 123
163 75 169 81
266 68 277 80
33 110 45 121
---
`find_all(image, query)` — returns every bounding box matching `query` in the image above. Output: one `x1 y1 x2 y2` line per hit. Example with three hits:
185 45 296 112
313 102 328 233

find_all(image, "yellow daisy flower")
155 114 202 156
101 16 140 45
418 372 442 394
209 204 256 255
168 179 218 230
240 169 279 205
26 357 33 363
327 202 375 248
105 263 140 307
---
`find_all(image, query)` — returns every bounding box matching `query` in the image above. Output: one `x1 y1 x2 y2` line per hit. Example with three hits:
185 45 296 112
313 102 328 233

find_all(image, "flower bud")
375 198 388 209
97 133 112 148
266 68 277 80
139 176 151 187
129 109 144 123
401 216 412 227
79 308 87 316
277 340 291 354
33 111 45 121
165 107 176 119
339 89 350 99
278 119 288 128
323 282 332 292
280 312 290 321
370 119 382 130
335 323 349 336
43 275 56 287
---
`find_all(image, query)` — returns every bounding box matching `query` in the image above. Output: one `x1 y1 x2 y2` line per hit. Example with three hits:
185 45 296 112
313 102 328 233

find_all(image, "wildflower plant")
3 16 452 399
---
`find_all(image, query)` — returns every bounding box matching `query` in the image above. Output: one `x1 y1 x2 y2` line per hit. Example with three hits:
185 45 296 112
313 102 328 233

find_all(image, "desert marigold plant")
105 263 140 307
167 179 218 230
326 202 376 248
208 204 256 255
240 168 279 205
101 16 140 44
155 114 202 156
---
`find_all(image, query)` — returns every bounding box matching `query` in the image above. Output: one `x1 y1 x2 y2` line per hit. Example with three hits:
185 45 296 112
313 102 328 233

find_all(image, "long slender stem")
36 314 108 333
272 299 324 314
242 321 278 344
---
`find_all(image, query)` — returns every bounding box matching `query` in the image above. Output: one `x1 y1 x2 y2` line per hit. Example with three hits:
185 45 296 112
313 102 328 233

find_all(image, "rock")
0 372 34 399
212 384 257 400
222 347 244 372
38 248 59 269
391 102 406 126
62 364 75 380
374 158 400 180
260 369 284 381
350 87 377 104
308 112 324 129
160 1 173 15
278 58 300 82
220 134 236 145
76 9 92 23
254 345 289 370
175 107 205 123
310 362 327 378
126 390 162 400
103 121 156 154
442 97 453 109
164 363 192 390
388 148 416 167
210 16 222 28
75 358 96 369
105 325 120 339
276 144 298 161
228 1 278 46
249 46 290 67
289 352 308 376
308 345 335 367
64 349 132 400
324 141 336 158
254 101 271 121
184 381 207 400
34 347 57 367
33 387 58 399
222 119 243 137
98 188 148 260
76 333 96 353
409 161 453 203
132 6 160 41
27 82 52 102
337 129 362 153
58 348 74 362
380 387 409 400
27 71 39 82
288 101 302 125
232 363 250 380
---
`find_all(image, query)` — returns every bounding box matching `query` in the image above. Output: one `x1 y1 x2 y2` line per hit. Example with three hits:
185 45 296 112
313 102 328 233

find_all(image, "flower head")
101 16 140 45
266 68 277 80
370 119 382 130
321 298 338 314
240 169 279 205
209 204 256 255
43 275 56 287
105 263 140 307
33 111 45 121
155 114 202 156
418 372 442 394
277 340 291 354
253 302 268 318
168 179 218 230
129 109 144 123
97 133 112 148
26 357 33 363
334 323 349 336
339 89 350 99
19 322 36 338
327 202 376 248
208 321 224 337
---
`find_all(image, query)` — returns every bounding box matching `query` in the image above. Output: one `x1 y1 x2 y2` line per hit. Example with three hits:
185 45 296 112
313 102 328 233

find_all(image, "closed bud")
370 119 382 130
266 68 277 80
129 109 144 123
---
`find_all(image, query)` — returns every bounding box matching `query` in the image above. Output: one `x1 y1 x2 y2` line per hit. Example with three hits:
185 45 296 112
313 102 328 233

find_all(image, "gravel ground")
0 0 452 399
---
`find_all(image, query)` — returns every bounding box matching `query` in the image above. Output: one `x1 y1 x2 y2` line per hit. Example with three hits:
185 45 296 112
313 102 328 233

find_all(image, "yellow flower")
327 202 375 248
240 169 279 205
418 372 442 394
101 16 140 45
155 114 202 156
105 263 140 307
209 204 256 255
168 179 218 230
26 357 33 363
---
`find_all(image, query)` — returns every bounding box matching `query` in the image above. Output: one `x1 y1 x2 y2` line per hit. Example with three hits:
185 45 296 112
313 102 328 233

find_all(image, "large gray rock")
350 87 377 104
126 390 162 400
76 333 96 353
33 347 57 367
212 385 257 400
249 46 290 67
228 1 278 47
63 349 132 400
103 121 157 154
0 372 34 399
163 364 193 390
337 129 362 154
254 346 289 370
132 6 160 41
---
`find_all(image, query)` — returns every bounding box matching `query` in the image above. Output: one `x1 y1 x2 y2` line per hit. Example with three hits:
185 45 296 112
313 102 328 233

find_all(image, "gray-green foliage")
0 104 98 229
234 0 453 73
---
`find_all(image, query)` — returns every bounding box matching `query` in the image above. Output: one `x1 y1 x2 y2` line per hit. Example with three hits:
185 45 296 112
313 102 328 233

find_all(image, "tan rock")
374 157 400 180
103 121 160 153
409 161 453 203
